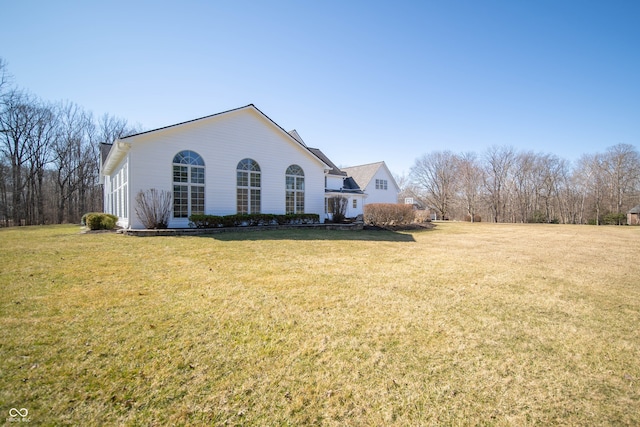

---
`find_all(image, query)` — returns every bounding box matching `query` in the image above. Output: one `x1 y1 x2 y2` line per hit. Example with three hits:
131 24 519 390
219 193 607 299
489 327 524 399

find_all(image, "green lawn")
1 223 639 425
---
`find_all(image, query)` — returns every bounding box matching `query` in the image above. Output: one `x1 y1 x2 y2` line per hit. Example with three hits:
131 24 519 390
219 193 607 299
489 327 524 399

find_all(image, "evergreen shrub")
85 213 118 230
189 213 320 228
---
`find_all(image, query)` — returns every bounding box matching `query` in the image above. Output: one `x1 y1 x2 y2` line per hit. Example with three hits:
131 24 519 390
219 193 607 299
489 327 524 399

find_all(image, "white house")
306 147 366 220
341 162 400 205
101 104 377 229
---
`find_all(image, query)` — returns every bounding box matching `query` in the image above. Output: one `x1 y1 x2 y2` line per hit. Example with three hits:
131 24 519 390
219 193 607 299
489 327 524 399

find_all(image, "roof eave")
101 140 132 176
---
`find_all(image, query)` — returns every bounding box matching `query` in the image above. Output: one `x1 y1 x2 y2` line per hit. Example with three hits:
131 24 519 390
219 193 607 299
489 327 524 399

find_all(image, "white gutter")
101 140 132 177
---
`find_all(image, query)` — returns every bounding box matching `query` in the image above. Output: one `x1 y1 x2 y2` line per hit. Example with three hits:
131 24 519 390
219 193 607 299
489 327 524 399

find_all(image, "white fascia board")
101 140 132 176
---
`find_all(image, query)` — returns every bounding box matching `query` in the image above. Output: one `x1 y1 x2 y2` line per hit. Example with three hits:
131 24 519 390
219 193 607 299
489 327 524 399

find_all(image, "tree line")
2 57 638 227
0 59 139 226
404 144 640 224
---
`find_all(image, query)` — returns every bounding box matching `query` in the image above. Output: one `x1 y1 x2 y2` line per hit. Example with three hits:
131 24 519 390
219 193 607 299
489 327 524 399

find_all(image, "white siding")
346 195 365 218
122 107 326 228
324 174 365 219
325 175 344 191
363 167 399 205
104 156 130 228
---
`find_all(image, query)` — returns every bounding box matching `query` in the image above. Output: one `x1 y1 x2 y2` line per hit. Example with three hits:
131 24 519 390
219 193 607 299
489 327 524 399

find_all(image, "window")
353 198 357 209
109 163 128 219
237 158 261 214
172 150 205 218
375 179 388 190
285 164 305 214
325 197 334 214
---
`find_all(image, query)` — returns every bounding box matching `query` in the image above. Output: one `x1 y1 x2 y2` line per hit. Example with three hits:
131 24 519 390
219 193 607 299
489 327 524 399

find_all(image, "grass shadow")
197 227 419 242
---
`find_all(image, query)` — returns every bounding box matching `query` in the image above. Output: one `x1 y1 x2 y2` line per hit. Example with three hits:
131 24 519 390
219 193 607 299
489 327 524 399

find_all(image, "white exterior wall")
363 167 399 205
103 156 130 228
324 174 364 219
346 195 365 218
325 174 344 191
324 194 365 220
121 108 326 229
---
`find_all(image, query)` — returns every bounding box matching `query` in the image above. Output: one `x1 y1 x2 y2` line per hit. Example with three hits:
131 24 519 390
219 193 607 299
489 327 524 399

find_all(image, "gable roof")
307 147 347 176
341 161 399 191
287 129 307 146
629 205 640 214
119 104 315 150
342 176 363 192
101 104 331 175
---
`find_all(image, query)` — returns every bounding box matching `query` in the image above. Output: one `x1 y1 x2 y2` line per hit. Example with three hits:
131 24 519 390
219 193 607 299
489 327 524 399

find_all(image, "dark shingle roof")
307 148 346 176
343 177 361 191
100 143 113 166
629 205 640 214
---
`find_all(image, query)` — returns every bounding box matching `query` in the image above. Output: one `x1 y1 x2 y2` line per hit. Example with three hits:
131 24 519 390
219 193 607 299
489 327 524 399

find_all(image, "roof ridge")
342 160 385 169
121 104 255 139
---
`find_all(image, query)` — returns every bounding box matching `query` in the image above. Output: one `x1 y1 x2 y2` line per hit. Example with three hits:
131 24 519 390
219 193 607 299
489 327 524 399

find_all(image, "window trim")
237 158 261 214
172 150 205 219
285 164 305 214
375 179 388 190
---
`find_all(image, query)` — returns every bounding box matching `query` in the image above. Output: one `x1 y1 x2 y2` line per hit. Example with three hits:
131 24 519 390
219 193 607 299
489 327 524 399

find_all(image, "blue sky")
1 0 638 176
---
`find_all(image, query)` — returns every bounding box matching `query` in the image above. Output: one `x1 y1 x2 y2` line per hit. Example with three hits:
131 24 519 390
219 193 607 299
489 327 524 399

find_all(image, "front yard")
1 222 639 425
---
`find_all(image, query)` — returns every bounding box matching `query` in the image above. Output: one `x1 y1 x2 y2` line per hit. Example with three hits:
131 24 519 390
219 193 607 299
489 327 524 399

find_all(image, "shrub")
282 214 319 225
528 210 546 223
81 212 101 226
189 213 320 228
85 213 118 230
414 210 432 223
189 214 225 228
528 210 559 224
135 189 172 229
364 204 415 227
602 212 626 225
327 196 348 223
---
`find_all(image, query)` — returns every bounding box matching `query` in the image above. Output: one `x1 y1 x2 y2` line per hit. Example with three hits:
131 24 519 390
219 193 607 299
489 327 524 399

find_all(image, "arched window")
173 150 205 218
286 164 304 214
237 158 261 214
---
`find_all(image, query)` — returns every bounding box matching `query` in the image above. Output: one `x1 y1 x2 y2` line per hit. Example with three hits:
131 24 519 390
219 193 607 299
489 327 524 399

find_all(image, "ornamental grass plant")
1 222 639 425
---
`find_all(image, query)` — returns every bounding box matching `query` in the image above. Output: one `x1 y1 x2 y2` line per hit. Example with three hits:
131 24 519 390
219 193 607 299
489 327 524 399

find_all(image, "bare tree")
411 151 459 220
0 57 12 107
0 59 13 225
0 61 144 227
52 102 94 222
537 154 566 223
98 113 140 144
0 91 46 225
135 189 172 229
511 151 538 223
457 152 484 222
575 153 607 224
25 102 57 224
555 159 581 224
394 171 425 208
483 146 515 222
0 153 9 226
327 196 348 223
603 144 640 221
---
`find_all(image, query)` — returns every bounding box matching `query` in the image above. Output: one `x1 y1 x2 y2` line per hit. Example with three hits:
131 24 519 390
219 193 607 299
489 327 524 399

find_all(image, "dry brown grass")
1 222 639 425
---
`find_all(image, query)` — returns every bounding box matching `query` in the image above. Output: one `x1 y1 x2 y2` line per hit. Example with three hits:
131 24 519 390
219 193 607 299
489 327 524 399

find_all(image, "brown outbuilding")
628 205 640 225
